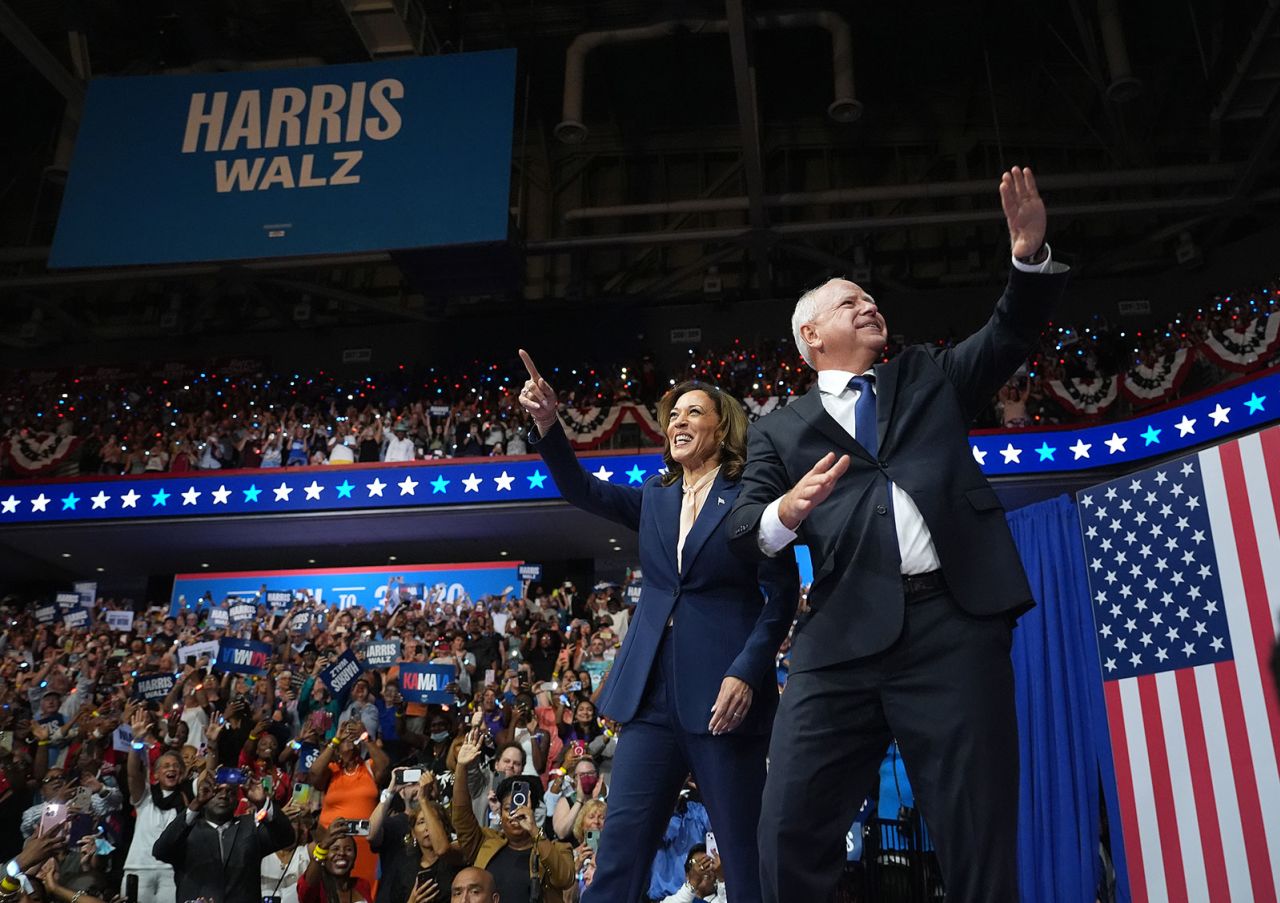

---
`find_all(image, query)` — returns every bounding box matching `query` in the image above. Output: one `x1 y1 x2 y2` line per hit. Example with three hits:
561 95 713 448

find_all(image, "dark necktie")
217 822 231 863
847 374 878 457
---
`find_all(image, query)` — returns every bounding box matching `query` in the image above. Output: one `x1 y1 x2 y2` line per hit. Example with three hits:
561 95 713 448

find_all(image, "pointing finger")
518 349 542 383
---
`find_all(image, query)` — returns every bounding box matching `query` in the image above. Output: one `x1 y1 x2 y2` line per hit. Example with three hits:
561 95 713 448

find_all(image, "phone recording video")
38 802 69 837
214 766 248 786
394 767 424 786
509 780 531 814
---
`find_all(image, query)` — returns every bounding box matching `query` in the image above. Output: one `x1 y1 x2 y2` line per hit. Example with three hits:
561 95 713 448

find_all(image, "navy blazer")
729 267 1070 671
532 422 799 736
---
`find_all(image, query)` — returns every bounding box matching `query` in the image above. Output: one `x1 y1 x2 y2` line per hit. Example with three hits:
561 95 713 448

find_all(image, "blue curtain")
1007 494 1131 903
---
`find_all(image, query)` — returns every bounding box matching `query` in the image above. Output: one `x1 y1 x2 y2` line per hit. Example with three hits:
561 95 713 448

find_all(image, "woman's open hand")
708 676 753 735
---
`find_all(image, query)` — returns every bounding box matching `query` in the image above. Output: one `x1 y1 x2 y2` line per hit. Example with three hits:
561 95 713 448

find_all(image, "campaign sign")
216 638 271 675
106 610 135 631
319 650 365 699
518 564 542 582
625 581 643 605
229 603 256 624
296 743 320 773
134 672 176 701
35 605 57 624
62 607 90 629
385 584 421 612
51 51 517 268
56 592 80 609
112 724 134 754
206 608 230 629
178 640 219 665
289 611 314 633
74 581 98 608
358 640 400 668
265 591 293 615
397 662 456 704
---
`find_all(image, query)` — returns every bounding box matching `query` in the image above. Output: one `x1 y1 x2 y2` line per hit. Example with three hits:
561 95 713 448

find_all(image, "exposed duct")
1098 0 1142 103
529 191 1280 253
555 10 860 144
562 163 1246 221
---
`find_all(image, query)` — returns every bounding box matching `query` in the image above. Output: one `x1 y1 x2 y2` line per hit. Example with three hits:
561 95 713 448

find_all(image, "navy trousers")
758 590 1019 903
584 627 770 903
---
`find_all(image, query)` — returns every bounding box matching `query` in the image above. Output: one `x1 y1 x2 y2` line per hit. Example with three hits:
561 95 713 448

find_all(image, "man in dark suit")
728 167 1068 903
153 769 295 903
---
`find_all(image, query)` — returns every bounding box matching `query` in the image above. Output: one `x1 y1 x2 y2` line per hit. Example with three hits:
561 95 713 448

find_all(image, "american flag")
1078 426 1280 903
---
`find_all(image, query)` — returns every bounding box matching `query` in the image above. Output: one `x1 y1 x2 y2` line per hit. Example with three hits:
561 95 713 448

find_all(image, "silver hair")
791 280 837 369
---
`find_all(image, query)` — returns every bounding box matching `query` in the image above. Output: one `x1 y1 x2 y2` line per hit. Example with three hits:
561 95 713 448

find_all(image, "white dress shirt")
660 880 726 903
757 369 941 574
758 248 1063 573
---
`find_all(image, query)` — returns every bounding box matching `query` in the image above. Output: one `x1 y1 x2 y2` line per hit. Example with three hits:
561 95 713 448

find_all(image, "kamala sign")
51 50 516 267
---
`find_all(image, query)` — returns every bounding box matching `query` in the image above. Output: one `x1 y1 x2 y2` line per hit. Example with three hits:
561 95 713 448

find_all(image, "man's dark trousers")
758 585 1019 903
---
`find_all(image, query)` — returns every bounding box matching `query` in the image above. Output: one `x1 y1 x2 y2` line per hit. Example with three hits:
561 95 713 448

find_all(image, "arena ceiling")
0 0 1278 350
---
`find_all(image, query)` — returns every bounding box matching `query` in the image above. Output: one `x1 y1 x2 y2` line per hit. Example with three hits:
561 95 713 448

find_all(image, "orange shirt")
321 761 380 889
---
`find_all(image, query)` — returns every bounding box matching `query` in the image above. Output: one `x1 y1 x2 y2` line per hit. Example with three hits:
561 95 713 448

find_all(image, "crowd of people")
0 578 757 903
4 277 1276 481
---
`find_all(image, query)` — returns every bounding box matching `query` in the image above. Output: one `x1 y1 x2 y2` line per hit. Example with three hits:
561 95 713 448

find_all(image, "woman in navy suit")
518 350 799 903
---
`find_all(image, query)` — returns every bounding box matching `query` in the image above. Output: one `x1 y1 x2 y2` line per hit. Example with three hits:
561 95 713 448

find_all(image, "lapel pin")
717 496 725 505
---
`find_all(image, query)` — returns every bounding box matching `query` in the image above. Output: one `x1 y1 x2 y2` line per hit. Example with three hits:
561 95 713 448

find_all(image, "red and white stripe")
1105 429 1280 903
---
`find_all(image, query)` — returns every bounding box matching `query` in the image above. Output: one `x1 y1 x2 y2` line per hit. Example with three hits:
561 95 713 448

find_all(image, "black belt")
901 570 946 601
